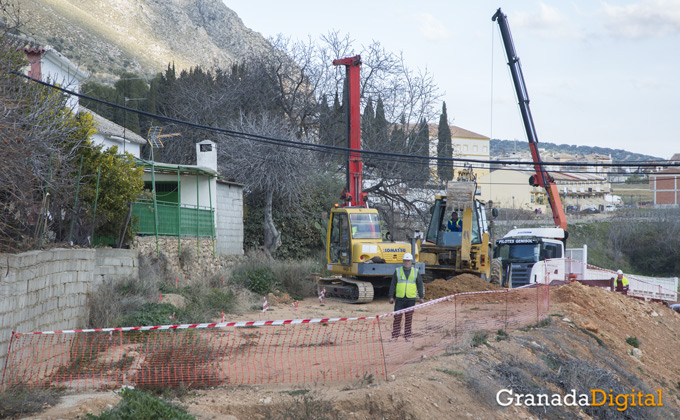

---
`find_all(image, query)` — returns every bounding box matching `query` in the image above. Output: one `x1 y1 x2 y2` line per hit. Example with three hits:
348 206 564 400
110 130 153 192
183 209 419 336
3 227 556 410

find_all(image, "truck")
492 227 567 287
318 55 424 303
490 9 570 287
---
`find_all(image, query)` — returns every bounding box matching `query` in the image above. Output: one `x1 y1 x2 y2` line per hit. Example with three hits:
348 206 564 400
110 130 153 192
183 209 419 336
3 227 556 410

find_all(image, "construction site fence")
1 284 549 392
562 258 678 302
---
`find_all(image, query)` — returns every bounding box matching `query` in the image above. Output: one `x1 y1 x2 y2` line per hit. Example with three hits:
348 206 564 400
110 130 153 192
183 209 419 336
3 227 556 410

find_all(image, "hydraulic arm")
492 8 567 231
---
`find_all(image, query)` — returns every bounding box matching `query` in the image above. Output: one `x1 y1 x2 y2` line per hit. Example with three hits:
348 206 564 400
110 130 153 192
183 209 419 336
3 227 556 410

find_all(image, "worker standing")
614 269 629 295
389 253 424 341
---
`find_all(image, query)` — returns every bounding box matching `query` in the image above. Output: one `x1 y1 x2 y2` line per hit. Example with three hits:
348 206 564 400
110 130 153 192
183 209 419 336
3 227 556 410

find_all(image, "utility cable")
14 71 680 170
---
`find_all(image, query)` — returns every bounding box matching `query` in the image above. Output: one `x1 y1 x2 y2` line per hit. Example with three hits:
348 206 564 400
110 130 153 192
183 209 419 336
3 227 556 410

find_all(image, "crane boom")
492 8 567 231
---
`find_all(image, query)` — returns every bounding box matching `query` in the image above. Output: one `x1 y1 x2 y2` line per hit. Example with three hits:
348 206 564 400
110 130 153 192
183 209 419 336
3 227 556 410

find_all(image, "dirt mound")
426 273 503 299
551 281 680 399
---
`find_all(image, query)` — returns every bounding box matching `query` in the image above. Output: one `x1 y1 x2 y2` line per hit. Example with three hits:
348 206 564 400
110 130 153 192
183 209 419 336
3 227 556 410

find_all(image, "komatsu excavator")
318 55 424 303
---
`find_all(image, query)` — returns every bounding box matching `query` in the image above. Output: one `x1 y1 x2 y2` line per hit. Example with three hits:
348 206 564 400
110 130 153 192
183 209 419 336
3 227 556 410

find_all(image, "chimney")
196 140 217 171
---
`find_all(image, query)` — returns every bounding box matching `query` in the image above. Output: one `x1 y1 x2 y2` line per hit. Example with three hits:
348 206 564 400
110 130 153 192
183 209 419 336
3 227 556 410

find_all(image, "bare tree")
297 32 443 233
149 31 444 245
0 28 90 251
219 113 315 256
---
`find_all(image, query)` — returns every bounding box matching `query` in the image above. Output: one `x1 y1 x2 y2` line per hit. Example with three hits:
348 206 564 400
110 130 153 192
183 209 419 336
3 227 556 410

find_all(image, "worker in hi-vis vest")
614 269 629 295
388 253 424 342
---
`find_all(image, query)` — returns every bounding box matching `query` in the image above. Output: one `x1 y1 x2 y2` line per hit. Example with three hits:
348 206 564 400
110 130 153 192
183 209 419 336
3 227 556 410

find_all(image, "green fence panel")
132 200 214 237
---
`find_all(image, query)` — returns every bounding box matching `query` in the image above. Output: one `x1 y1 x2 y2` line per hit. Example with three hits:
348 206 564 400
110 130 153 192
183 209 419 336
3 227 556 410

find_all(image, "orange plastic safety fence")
2 318 385 391
2 285 549 391
379 285 550 374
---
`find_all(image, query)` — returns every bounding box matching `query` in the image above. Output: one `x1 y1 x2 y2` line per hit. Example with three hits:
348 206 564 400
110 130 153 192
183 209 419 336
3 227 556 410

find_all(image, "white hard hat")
617 270 623 275
403 253 413 261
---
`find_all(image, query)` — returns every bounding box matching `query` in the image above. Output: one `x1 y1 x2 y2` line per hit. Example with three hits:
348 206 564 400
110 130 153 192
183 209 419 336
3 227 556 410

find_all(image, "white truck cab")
493 228 566 287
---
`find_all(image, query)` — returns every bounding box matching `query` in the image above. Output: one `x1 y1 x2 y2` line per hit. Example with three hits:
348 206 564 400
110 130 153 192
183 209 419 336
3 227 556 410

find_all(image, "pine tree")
437 102 453 184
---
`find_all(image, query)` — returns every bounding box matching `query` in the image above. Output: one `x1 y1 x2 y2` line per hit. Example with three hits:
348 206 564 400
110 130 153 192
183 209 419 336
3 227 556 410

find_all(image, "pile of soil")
551 281 680 394
426 273 503 299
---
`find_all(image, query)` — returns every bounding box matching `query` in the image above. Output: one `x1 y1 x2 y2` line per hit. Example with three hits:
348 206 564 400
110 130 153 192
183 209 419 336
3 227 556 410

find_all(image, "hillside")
34 280 680 419
16 0 274 81
491 138 663 162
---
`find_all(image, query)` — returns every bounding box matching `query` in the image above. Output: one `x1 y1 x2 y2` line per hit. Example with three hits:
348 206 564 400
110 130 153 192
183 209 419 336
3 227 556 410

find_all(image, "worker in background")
614 269 629 295
446 211 462 232
389 253 424 342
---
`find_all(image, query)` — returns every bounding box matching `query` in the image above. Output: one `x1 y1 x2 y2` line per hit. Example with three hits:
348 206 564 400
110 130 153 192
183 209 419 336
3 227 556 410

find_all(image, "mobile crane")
318 55 424 303
490 8 569 287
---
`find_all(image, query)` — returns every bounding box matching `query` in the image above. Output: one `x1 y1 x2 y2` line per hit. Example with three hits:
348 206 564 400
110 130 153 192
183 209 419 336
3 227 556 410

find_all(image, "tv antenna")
147 126 181 161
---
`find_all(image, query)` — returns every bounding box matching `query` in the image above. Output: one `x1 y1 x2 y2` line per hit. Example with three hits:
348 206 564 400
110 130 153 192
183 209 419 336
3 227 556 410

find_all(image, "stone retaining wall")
0 248 139 376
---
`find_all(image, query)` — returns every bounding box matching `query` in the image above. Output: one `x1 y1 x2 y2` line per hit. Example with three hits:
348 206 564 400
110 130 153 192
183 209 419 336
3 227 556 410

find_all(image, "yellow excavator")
418 166 493 282
321 206 423 303
318 55 424 303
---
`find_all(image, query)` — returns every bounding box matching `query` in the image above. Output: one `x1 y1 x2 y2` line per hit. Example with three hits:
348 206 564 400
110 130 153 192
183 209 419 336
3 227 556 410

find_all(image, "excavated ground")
30 277 680 420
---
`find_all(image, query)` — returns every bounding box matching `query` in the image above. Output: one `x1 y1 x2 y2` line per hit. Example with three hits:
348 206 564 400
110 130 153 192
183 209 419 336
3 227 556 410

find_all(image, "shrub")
470 331 488 348
495 329 509 341
85 387 195 419
626 336 640 348
180 286 236 322
117 302 181 327
0 385 62 419
262 392 344 420
272 258 322 299
88 275 158 328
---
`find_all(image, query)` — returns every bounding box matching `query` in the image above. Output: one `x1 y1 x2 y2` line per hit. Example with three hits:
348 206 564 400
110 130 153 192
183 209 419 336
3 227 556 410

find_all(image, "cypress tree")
437 102 453 184
361 97 375 151
415 118 431 185
374 97 388 151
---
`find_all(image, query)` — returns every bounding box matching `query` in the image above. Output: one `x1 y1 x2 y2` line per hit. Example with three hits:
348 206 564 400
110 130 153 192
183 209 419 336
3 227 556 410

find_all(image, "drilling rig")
318 55 424 303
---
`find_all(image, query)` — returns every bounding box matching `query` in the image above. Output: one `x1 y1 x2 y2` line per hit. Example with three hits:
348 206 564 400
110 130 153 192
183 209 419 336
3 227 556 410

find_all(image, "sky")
224 0 680 160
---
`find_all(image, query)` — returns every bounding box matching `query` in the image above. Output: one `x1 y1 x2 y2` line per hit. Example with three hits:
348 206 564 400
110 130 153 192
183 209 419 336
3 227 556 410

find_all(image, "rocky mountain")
16 0 274 82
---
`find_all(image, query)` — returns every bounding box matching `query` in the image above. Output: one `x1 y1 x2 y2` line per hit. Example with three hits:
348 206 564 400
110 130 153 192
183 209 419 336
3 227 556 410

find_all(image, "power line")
16 71 680 171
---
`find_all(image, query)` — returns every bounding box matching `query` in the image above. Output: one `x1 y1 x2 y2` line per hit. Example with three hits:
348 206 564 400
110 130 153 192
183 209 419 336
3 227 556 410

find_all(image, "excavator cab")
327 209 382 266
425 199 486 247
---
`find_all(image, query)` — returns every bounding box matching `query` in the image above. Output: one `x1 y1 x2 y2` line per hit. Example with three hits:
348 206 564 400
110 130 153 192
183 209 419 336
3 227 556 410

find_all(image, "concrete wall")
215 181 244 255
0 248 138 377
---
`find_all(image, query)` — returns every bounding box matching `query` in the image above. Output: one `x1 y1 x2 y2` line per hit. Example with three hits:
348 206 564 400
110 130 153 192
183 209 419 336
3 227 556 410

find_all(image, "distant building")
427 124 490 183
21 38 146 157
478 170 545 211
478 169 610 212
649 154 680 208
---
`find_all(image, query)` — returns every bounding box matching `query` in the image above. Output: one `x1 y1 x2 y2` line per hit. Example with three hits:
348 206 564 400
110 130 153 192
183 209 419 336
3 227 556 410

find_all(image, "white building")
23 40 146 157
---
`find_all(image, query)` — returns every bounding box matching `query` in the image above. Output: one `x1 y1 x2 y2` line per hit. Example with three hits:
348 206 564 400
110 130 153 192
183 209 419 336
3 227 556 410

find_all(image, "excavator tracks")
317 277 374 304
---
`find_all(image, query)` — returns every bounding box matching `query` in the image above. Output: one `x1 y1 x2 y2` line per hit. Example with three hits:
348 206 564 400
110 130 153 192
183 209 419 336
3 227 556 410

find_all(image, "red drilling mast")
333 55 368 207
